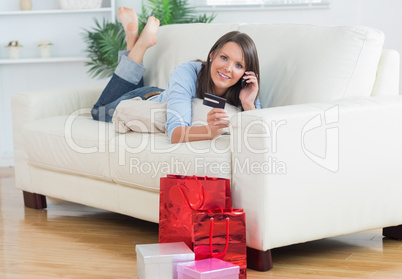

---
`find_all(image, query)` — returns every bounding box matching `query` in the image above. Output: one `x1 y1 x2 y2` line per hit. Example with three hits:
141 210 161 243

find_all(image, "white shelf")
0 57 91 65
0 8 112 16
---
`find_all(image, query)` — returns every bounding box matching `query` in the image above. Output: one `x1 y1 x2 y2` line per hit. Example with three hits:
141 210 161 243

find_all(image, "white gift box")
136 242 195 279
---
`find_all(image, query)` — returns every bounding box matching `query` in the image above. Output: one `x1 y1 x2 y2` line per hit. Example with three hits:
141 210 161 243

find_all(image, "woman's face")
209 42 246 97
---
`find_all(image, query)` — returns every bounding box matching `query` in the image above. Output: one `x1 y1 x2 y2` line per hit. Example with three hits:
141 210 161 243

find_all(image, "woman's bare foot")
128 16 160 64
138 16 160 48
118 7 138 50
125 22 138 50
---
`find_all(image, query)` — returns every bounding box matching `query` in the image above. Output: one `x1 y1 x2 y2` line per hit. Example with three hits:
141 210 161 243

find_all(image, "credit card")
203 93 226 109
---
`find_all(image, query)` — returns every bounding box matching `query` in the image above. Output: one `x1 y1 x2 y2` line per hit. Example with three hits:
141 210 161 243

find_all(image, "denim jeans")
91 54 164 123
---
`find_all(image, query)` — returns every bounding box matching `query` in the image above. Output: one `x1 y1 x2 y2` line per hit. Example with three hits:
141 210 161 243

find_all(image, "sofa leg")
383 225 402 240
247 247 273 271
23 191 47 209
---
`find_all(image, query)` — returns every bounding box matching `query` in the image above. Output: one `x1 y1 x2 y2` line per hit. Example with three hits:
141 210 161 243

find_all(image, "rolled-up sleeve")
255 97 261 109
164 62 200 142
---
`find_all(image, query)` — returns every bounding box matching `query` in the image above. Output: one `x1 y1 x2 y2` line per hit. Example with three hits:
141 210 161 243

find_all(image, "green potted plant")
138 0 216 33
83 0 216 79
83 19 127 79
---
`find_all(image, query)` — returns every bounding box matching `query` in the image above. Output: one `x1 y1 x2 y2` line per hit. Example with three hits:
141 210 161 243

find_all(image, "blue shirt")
150 61 261 141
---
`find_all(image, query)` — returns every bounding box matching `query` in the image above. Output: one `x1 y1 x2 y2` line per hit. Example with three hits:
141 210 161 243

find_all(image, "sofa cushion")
239 24 384 107
23 114 232 191
22 115 115 180
109 132 231 192
144 23 384 108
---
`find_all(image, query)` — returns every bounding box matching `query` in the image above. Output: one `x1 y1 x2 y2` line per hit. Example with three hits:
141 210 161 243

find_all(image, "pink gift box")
177 258 240 279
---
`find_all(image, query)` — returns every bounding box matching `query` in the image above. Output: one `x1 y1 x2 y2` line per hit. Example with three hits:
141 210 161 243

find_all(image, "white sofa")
11 23 402 271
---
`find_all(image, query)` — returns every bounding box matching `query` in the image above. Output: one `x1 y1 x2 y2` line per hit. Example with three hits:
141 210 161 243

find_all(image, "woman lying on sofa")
91 7 261 143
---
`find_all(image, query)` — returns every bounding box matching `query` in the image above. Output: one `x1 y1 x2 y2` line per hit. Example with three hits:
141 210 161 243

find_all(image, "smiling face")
209 42 246 97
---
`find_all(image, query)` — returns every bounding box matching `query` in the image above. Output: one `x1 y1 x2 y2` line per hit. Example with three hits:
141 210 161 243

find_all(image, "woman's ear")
209 52 213 62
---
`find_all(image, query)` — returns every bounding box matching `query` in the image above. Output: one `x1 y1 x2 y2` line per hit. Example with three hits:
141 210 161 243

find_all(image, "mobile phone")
203 93 226 109
241 74 247 88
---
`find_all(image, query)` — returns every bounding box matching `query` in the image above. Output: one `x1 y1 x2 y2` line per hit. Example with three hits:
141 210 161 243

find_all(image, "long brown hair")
196 31 260 109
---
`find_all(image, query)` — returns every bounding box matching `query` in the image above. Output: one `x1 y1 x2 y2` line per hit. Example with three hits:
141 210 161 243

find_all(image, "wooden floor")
1 167 402 278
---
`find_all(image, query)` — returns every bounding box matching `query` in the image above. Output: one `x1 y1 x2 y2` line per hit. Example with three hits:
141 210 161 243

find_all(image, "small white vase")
39 46 52 58
20 0 32 10
8 47 21 59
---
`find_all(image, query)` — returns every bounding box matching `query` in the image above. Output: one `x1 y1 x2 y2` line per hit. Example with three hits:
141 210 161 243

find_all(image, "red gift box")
192 209 247 279
159 175 231 249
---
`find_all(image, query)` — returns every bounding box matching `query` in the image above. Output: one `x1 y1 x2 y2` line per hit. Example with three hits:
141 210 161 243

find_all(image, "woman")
92 7 260 144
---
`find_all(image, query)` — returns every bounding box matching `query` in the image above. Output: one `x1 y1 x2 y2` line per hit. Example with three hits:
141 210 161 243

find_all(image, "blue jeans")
91 54 164 122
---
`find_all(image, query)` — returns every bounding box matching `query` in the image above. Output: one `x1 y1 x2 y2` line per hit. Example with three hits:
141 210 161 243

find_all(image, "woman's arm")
171 108 229 143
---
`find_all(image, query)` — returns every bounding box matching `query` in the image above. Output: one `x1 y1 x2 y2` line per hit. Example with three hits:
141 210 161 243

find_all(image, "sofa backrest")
143 23 385 108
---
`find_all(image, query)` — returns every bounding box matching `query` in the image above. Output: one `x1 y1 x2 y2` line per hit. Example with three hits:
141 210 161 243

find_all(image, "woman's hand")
170 108 229 143
239 71 259 110
207 108 230 138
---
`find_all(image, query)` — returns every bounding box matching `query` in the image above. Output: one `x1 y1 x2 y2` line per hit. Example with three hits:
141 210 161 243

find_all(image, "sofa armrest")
11 84 104 192
11 85 104 122
230 96 402 251
371 49 400 96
